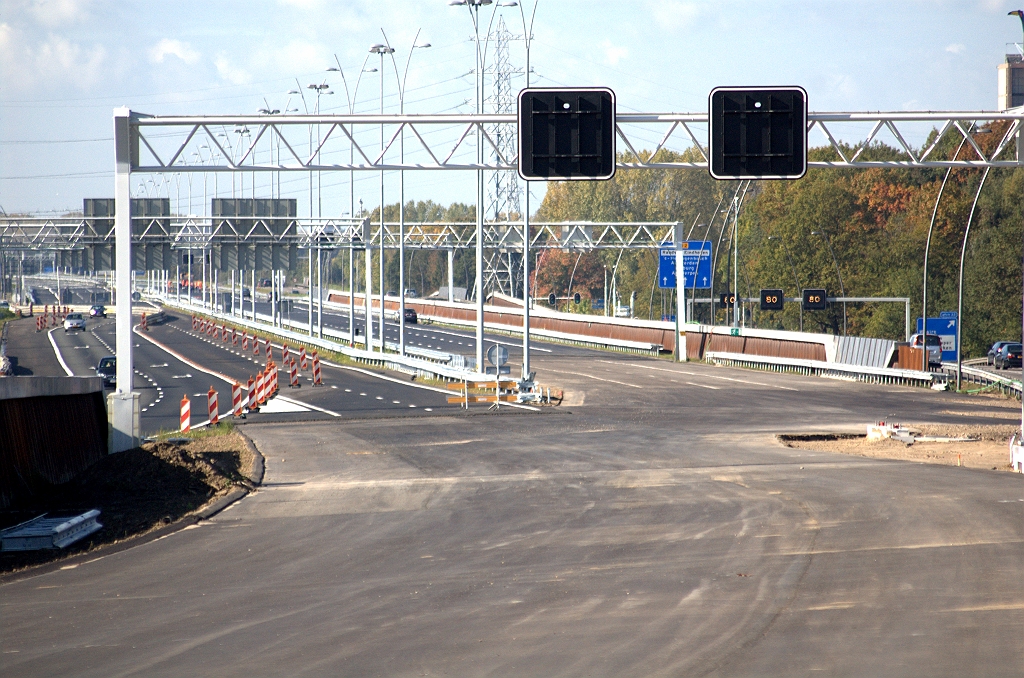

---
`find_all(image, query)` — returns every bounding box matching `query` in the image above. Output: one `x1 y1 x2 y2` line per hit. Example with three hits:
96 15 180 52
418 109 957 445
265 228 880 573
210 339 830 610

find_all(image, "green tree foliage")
534 148 738 319
325 133 1022 357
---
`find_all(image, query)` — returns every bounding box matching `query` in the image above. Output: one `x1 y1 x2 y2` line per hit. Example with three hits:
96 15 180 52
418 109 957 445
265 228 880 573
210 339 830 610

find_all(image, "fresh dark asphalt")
3 312 1024 676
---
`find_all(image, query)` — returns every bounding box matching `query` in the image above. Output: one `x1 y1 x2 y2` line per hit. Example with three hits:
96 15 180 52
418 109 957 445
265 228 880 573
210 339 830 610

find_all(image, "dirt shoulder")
0 428 260 577
780 423 1019 471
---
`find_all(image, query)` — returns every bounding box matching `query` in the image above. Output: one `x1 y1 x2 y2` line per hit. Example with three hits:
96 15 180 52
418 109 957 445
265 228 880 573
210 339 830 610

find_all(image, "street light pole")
381 30 431 358
812 230 846 335
505 0 539 381
956 166 992 390
450 0 499 374
370 43 395 353
768 235 803 332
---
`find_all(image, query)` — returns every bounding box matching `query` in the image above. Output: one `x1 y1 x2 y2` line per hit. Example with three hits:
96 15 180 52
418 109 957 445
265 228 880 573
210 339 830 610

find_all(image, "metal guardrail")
704 351 938 388
944 363 1022 397
158 298 484 383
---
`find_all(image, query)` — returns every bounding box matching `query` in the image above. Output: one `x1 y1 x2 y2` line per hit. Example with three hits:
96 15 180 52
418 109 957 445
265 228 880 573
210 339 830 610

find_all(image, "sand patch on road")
779 424 1019 471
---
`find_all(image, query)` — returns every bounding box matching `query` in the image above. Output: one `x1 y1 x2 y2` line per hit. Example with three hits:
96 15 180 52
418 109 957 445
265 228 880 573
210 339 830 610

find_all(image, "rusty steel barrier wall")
0 378 107 509
329 292 677 353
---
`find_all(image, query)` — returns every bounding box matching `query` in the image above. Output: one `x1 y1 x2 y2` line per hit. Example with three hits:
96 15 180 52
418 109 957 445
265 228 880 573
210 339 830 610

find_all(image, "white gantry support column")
674 222 685 363
521 185 531 381
112 107 138 453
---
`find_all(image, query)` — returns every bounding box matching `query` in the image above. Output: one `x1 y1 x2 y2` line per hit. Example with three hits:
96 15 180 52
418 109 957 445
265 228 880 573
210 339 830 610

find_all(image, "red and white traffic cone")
208 386 219 425
207 321 215 336
242 333 249 350
256 370 266 405
269 363 279 395
192 315 198 330
253 336 260 356
140 313 148 331
282 343 290 364
180 395 191 433
289 358 300 388
222 325 230 343
299 346 308 370
265 339 272 362
232 329 238 346
35 316 41 332
247 376 258 412
232 382 244 418
312 351 322 386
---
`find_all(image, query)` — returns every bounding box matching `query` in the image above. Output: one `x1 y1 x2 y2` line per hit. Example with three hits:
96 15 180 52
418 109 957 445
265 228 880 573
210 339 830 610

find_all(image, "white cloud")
646 0 700 30
23 0 93 26
214 54 252 85
149 38 200 65
0 22 106 91
601 39 628 66
945 43 966 54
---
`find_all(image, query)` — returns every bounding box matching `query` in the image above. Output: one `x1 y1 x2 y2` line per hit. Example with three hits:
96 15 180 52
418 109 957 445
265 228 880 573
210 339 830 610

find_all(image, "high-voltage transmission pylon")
483 16 524 298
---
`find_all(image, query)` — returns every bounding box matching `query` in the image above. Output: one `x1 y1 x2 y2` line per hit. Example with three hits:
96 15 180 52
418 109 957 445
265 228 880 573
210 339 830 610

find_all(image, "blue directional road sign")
916 312 958 362
659 240 713 289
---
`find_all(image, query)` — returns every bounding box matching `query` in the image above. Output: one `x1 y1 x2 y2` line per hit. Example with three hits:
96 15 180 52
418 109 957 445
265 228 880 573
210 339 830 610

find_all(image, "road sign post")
916 312 959 362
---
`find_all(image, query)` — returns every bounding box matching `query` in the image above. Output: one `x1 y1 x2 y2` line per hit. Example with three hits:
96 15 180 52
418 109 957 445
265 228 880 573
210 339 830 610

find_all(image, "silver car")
910 333 942 366
63 312 86 332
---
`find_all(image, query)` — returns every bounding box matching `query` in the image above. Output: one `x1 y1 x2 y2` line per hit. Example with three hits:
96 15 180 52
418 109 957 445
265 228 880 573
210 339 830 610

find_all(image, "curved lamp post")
768 235 803 332
382 28 431 357
811 230 845 335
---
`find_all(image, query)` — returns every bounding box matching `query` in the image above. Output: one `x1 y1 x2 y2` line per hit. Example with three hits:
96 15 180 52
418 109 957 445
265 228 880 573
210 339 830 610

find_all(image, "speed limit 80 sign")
802 288 828 311
760 289 784 311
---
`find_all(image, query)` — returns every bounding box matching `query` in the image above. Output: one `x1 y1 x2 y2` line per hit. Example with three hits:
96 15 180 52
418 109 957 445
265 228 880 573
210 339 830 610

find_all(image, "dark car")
988 341 1012 365
995 343 1023 370
89 304 107 318
403 308 418 324
95 356 116 388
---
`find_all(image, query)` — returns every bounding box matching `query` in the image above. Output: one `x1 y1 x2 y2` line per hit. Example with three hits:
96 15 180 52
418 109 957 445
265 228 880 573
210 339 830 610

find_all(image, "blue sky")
1 0 1022 216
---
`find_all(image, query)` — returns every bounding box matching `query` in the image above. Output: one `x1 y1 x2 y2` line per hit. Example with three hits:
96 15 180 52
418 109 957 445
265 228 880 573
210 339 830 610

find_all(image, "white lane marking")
258 397 312 414
687 381 720 390
135 327 237 389
46 329 75 376
596 360 798 391
542 366 643 389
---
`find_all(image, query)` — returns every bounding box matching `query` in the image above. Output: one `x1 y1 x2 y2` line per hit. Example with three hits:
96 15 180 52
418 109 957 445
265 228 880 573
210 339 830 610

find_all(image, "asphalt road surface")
4 327 1024 675
36 310 465 435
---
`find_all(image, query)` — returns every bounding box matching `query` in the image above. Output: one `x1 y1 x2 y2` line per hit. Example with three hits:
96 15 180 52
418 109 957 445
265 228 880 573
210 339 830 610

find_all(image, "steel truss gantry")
0 217 683 253
128 109 1024 174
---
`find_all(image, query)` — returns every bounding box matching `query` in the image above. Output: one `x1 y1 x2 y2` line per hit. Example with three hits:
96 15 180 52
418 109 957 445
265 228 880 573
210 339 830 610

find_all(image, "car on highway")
987 341 1012 365
63 312 86 332
403 308 418 324
909 333 942 366
89 304 107 318
994 343 1023 370
95 356 116 388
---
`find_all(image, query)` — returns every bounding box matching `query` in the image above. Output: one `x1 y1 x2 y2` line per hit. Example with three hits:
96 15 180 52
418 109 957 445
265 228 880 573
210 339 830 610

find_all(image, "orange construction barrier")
180 395 191 433
208 386 219 425
247 376 258 412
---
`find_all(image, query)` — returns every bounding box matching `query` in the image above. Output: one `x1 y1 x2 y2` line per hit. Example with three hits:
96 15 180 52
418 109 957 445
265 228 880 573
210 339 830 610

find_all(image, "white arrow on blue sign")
659 241 712 289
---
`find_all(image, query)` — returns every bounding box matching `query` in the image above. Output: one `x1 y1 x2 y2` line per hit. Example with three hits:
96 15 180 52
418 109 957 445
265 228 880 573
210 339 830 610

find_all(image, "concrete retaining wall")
0 377 108 509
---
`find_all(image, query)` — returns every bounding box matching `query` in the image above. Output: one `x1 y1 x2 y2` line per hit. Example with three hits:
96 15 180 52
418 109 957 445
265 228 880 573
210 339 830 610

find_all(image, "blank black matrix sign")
710 86 807 180
518 88 616 181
